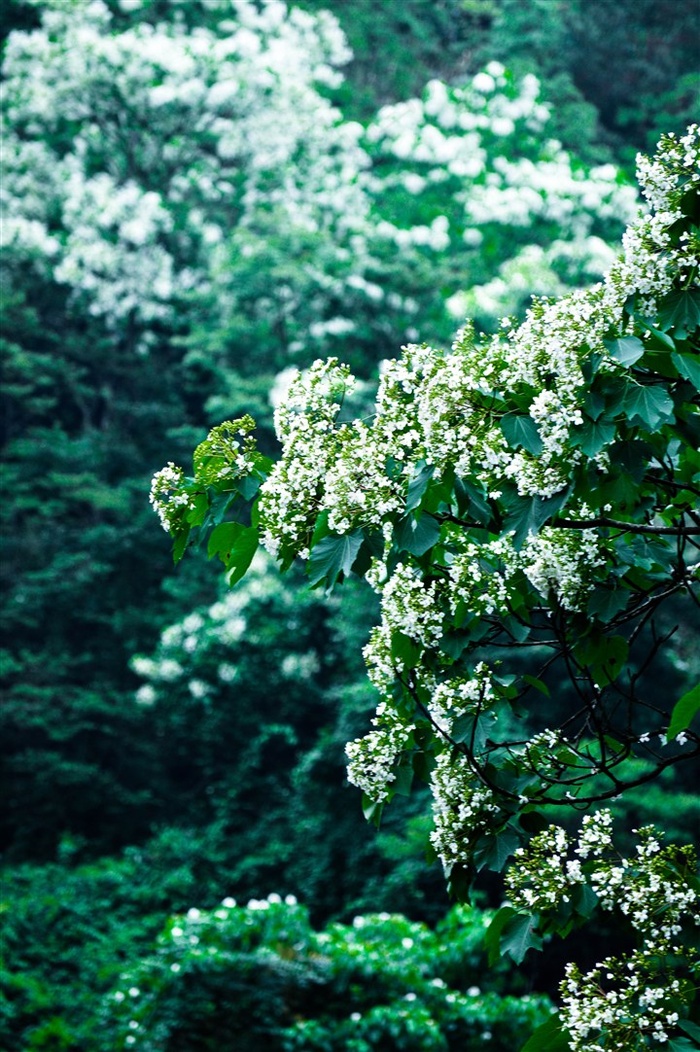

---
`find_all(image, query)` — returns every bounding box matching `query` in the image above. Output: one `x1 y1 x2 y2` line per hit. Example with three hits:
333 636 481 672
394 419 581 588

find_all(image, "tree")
1 0 636 862
154 127 700 1048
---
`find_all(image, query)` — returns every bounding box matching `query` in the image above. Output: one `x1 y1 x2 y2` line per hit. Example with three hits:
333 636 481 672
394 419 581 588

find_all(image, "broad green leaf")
172 526 190 564
390 631 422 669
679 1019 700 1043
392 763 413 796
668 1040 700 1052
393 512 441 556
570 882 598 919
207 520 242 561
238 473 263 500
473 830 520 873
501 413 543 455
576 634 629 685
485 906 517 966
499 910 543 964
502 488 570 549
571 417 616 457
623 383 674 429
587 585 629 622
307 530 364 588
636 316 676 350
657 288 700 338
455 476 492 525
666 681 700 741
520 1013 570 1052
604 335 645 366
405 460 435 512
224 525 259 587
672 351 700 390
362 794 383 827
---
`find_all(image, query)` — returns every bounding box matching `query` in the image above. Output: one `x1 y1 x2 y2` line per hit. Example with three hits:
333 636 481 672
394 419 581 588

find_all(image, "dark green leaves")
604 335 645 366
657 288 700 339
207 521 259 586
520 1014 570 1052
307 530 364 589
672 351 700 390
622 383 674 429
486 906 542 966
500 413 543 455
393 512 441 556
501 487 570 548
405 460 435 513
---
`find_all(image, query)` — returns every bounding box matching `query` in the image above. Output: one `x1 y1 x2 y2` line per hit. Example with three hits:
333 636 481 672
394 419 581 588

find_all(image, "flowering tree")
154 127 700 1048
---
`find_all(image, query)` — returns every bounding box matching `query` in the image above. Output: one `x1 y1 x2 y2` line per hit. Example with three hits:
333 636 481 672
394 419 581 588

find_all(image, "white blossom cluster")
2 0 369 332
365 62 638 324
506 814 699 1049
429 751 499 870
226 126 700 833
149 463 192 533
345 702 415 804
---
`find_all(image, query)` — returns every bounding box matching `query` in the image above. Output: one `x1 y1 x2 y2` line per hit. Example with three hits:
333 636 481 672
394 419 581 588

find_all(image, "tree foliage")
156 128 700 1047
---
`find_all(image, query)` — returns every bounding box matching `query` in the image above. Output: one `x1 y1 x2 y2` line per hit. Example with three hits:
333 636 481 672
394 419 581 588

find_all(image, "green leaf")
672 351 700 390
520 1013 569 1052
667 682 700 741
604 335 645 366
455 476 492 525
392 763 413 796
473 830 520 873
499 910 543 964
224 525 259 587
657 288 700 338
523 674 550 698
576 634 629 685
485 906 517 967
501 413 543 455
394 512 441 556
678 1019 700 1042
571 417 616 457
390 631 422 669
362 794 383 827
636 316 676 350
668 1040 700 1052
502 488 570 549
405 460 435 513
207 520 242 561
587 585 629 622
623 383 674 429
307 530 364 588
172 526 190 564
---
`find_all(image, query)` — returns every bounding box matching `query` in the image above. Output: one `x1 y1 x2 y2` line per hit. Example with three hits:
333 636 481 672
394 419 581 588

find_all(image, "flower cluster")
149 463 192 533
429 750 500 871
506 814 699 1049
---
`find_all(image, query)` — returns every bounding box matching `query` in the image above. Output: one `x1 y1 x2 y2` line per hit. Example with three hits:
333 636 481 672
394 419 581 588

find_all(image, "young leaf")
225 525 259 587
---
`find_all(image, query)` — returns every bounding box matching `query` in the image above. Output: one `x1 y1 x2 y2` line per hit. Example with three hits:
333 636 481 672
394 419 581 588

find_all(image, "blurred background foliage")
1 0 698 1047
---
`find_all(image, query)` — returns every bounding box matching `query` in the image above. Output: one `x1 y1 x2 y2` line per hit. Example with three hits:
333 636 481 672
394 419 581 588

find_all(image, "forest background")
1 0 698 1049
